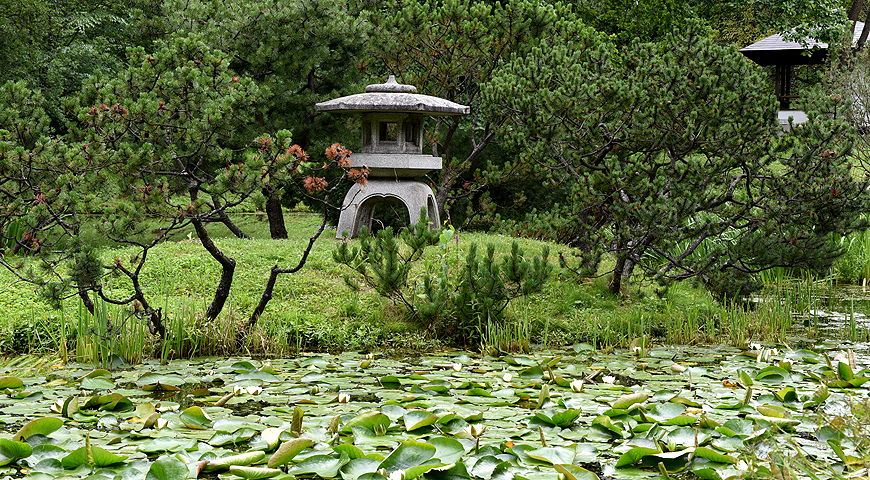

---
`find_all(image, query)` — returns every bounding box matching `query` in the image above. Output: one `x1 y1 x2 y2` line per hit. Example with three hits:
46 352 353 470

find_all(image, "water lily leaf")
0 376 23 390
774 387 798 403
138 437 197 453
667 427 712 447
379 440 437 474
141 382 181 392
12 417 63 442
616 447 660 467
838 361 854 381
235 371 281 383
381 375 402 387
470 455 502 479
334 444 367 460
258 427 284 451
0 438 32 466
405 410 437 431
428 437 464 464
737 370 753 387
61 446 126 468
423 461 472 480
663 415 698 426
669 397 701 408
406 461 446 479
81 377 115 390
145 455 189 480
520 366 544 381
745 414 800 429
203 451 267 472
690 467 722 480
645 403 686 423
351 426 403 447
612 392 648 409
536 409 580 428
81 369 111 379
421 381 451 393
287 452 349 477
136 373 184 386
229 465 284 479
754 366 789 384
179 406 212 430
694 447 737 464
340 457 382 480
848 377 870 387
231 361 258 373
554 463 599 480
526 447 577 465
490 460 515 480
591 415 624 437
344 411 391 433
83 393 133 412
267 437 313 468
718 419 754 438
467 388 493 397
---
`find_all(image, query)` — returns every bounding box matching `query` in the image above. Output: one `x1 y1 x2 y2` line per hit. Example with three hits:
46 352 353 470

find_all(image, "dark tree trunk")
192 218 236 319
609 255 627 294
78 288 95 315
266 190 288 239
859 9 870 49
850 0 865 22
215 209 250 239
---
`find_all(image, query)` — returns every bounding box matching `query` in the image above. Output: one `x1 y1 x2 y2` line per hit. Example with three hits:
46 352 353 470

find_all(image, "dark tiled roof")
739 21 865 66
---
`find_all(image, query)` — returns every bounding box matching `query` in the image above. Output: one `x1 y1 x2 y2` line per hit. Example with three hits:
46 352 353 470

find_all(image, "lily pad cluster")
0 344 867 479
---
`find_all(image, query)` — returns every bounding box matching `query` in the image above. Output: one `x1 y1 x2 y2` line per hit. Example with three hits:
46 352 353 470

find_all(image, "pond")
0 343 867 480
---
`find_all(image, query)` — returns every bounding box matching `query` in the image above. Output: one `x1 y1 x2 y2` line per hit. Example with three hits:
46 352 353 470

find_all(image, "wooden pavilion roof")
739 21 865 66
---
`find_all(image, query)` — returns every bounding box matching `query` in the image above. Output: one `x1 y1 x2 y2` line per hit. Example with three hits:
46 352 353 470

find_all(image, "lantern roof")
315 75 470 116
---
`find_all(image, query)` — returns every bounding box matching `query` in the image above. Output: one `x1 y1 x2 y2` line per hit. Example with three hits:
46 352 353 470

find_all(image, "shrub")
333 216 552 346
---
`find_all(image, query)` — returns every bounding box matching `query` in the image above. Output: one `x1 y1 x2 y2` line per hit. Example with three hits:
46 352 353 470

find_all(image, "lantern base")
336 179 440 239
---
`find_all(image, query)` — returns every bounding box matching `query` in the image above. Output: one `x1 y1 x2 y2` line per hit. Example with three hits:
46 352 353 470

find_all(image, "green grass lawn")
0 210 845 361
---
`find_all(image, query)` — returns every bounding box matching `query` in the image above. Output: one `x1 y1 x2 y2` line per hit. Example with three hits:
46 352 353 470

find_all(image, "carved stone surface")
336 179 439 238
315 75 467 238
350 153 441 177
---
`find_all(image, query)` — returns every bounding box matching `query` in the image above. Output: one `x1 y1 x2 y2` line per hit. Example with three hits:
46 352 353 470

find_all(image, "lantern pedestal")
336 179 439 238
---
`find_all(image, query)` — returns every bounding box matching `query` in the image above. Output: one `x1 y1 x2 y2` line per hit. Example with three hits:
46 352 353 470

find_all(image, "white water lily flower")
338 392 351 403
602 375 616 384
389 469 405 480
452 363 462 372
155 418 168 429
502 372 512 382
670 363 687 373
570 379 584 392
50 399 64 414
464 424 486 438
245 385 263 395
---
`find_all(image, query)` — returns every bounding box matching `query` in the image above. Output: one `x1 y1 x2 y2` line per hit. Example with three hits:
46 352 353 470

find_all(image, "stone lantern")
315 75 469 238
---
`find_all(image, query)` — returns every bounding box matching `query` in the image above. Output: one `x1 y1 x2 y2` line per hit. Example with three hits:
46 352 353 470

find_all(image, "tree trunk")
265 190 288 239
215 209 250 239
78 288 95 315
859 9 870 49
609 255 626 294
850 0 865 22
192 218 236 319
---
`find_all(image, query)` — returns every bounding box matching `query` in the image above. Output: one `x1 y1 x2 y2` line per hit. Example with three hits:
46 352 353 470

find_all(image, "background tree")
159 0 369 238
0 0 161 129
367 0 579 228
486 20 869 299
